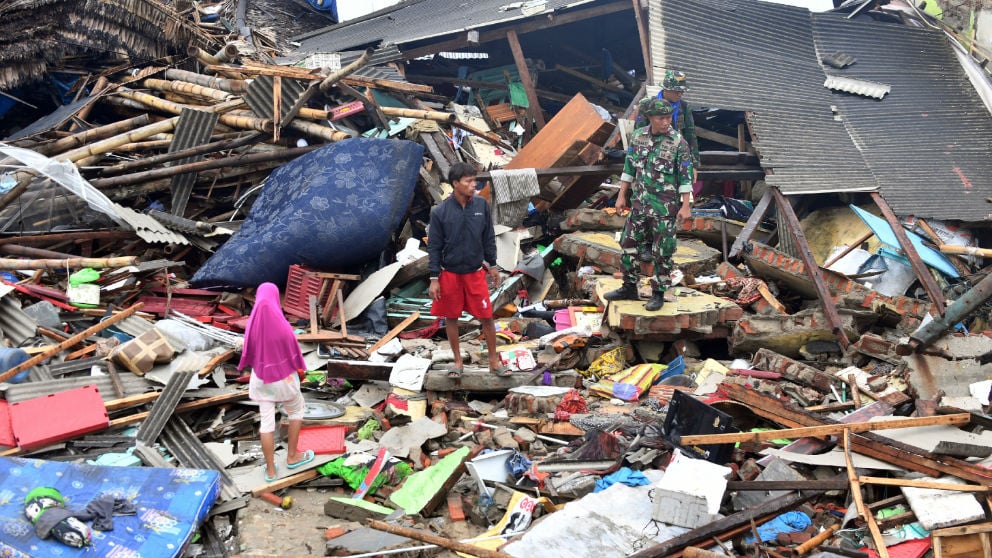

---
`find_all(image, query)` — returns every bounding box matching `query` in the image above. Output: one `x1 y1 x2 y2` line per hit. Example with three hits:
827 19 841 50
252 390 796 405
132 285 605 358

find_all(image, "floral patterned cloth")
192 138 424 288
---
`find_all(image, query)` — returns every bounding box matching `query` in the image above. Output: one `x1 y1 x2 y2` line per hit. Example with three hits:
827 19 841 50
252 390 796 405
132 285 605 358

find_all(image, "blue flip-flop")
264 470 278 483
286 449 315 470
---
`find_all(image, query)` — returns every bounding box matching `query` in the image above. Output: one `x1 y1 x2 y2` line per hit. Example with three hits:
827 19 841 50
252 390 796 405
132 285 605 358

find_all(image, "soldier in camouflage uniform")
605 98 694 311
634 69 700 175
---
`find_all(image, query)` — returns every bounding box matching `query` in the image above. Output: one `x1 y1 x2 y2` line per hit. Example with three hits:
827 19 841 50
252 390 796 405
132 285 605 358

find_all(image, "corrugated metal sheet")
650 0 877 195
0 374 151 403
110 203 190 245
159 417 241 502
244 74 312 126
812 13 992 221
168 109 220 217
295 0 598 54
0 286 40 345
823 76 890 99
136 369 196 444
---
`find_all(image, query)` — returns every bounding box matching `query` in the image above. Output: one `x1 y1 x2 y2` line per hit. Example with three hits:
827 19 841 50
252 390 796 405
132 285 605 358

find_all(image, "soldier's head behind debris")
638 97 674 117
660 69 689 92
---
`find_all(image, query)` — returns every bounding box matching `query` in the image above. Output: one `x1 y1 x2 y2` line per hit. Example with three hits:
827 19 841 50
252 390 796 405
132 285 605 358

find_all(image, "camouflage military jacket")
621 126 694 212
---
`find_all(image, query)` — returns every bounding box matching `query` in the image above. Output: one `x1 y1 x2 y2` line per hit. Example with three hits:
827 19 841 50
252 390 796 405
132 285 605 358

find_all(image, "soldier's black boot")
604 282 638 301
645 290 666 311
637 248 654 262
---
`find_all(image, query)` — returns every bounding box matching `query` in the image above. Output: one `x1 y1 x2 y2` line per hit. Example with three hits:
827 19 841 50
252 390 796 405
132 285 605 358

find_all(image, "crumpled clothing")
554 389 588 422
593 467 650 492
743 510 811 543
76 494 136 531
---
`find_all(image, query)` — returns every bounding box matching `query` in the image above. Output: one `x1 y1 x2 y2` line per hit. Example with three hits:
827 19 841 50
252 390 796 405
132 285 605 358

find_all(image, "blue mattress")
0 456 219 558
191 137 424 288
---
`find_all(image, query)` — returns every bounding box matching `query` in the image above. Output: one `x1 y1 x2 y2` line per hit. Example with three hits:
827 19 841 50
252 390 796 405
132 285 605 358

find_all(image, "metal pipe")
900 271 992 354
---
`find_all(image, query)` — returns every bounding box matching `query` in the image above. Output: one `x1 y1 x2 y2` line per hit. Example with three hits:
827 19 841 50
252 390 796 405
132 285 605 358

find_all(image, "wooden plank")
845 430 891 558
501 93 613 172
506 29 546 129
860 476 992 492
728 188 772 260
108 390 249 428
679 413 971 446
477 164 623 179
367 311 420 355
251 469 318 496
871 192 946 315
696 126 750 151
104 392 161 411
722 383 992 485
726 479 849 491
772 187 849 349
631 0 652 83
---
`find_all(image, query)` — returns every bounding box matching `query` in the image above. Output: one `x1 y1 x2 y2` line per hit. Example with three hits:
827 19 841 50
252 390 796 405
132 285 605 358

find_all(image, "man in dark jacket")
428 162 508 378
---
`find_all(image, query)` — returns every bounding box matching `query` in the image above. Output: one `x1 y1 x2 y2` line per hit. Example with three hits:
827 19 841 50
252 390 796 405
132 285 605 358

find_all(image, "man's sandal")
493 365 512 377
448 367 463 379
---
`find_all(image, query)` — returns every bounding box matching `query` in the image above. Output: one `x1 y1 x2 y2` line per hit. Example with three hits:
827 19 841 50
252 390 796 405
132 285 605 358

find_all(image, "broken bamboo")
144 78 233 103
0 302 144 383
164 68 249 94
89 144 318 188
319 47 374 93
117 90 272 132
859 476 992 492
287 119 351 142
99 132 262 176
34 114 151 156
367 520 512 558
0 256 138 271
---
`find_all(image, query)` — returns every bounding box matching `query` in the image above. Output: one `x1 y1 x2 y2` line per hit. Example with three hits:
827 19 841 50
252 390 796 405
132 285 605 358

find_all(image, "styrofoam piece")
11 385 108 449
901 476 985 530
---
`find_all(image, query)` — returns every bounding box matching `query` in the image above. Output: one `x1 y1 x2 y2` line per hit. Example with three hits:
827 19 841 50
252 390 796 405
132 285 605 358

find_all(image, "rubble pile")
2 1 992 558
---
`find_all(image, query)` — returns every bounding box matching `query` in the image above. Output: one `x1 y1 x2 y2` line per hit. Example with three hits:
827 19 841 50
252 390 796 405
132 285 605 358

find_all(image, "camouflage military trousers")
618 200 678 292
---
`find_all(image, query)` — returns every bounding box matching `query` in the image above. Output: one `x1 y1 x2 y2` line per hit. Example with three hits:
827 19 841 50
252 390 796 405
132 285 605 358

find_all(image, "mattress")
0 456 219 557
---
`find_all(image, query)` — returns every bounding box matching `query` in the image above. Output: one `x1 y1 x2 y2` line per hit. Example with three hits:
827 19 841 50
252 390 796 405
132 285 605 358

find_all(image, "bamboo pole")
100 132 262 176
117 90 271 132
0 230 136 247
0 244 79 260
60 117 179 162
68 76 111 132
189 46 221 66
110 131 246 153
379 106 456 122
287 120 352 142
367 520 512 558
939 244 992 258
164 68 249 94
214 43 239 63
144 78 232 103
859 477 992 492
0 256 138 271
90 145 318 188
36 114 151 157
0 303 144 383
319 47 374 93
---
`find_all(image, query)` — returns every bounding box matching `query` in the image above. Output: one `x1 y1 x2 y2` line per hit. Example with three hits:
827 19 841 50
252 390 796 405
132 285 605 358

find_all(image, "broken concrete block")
652 488 714 528
732 457 806 511
750 348 838 392
744 242 929 332
852 333 905 365
594 277 743 339
560 208 626 231
731 311 859 359
902 354 992 400
555 231 721 278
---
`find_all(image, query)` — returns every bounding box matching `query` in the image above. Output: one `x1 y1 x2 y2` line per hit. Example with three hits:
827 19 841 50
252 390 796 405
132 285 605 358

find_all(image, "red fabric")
430 269 493 319
238 282 306 384
860 538 930 558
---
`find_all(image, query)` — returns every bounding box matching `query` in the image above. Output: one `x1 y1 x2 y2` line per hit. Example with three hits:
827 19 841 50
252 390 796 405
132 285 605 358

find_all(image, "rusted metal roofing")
812 12 992 221
168 109 220 217
294 0 602 54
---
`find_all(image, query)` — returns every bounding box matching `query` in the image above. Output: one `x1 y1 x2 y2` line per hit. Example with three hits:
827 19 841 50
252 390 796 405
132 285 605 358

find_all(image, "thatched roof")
0 0 217 91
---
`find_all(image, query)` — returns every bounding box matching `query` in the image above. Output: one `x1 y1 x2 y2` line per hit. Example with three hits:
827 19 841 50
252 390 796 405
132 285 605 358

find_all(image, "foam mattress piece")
0 456 219 557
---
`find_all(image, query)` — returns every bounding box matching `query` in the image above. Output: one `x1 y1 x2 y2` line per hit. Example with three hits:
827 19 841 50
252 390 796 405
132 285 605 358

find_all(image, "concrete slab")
732 456 806 511
554 231 721 278
592 277 743 339
729 309 860 358
902 354 992 400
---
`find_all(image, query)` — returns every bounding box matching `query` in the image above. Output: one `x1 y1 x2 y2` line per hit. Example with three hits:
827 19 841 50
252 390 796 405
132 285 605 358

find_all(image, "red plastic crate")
282 264 331 320
0 400 14 447
296 425 346 455
11 385 108 450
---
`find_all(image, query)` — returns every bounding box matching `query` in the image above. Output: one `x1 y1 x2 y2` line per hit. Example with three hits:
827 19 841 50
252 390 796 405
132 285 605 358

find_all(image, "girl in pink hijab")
239 282 314 481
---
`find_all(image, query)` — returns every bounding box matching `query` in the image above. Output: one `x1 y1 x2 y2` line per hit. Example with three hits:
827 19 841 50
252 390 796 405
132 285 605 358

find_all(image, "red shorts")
431 269 493 319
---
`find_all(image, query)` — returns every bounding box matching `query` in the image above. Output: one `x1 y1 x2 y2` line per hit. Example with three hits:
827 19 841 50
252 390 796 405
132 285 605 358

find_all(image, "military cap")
661 69 689 92
638 97 674 117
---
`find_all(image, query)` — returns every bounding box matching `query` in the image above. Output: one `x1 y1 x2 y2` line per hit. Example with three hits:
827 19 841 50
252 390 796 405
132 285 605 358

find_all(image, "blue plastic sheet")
593 467 650 492
743 510 812 543
191 138 424 288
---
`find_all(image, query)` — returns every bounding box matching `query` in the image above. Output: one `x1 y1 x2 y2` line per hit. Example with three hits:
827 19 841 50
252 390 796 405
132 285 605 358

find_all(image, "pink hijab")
238 282 306 383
